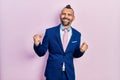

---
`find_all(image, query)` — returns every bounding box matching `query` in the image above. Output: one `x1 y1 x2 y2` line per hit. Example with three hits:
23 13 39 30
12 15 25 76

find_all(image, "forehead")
61 8 74 14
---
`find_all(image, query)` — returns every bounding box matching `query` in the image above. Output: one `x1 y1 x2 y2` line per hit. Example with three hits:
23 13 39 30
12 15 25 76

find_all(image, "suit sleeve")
33 29 49 57
73 33 84 58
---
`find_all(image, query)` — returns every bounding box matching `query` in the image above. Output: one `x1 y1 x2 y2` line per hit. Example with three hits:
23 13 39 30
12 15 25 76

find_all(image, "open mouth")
62 19 70 22
63 18 70 21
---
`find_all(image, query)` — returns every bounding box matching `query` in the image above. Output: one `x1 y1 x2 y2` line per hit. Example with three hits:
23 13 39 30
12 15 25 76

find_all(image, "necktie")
63 29 68 52
62 29 68 71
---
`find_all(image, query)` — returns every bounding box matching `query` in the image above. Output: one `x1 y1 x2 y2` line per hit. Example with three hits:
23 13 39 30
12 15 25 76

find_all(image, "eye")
68 14 72 16
62 13 66 15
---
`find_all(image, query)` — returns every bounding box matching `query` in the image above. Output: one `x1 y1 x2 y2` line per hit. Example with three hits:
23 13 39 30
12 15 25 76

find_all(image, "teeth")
63 19 68 21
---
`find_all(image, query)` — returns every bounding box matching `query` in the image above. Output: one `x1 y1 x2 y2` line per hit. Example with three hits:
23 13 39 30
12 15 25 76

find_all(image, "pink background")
1 0 120 80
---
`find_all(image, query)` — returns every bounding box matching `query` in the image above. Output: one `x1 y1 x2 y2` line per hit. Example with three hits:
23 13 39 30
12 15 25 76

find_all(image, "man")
33 5 88 80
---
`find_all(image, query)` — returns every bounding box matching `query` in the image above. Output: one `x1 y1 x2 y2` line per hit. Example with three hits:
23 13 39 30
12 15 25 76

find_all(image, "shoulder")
46 24 60 32
71 27 81 36
46 25 60 34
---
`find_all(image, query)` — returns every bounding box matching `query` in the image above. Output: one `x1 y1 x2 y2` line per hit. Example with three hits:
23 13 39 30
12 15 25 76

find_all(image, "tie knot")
63 28 69 32
64 29 68 32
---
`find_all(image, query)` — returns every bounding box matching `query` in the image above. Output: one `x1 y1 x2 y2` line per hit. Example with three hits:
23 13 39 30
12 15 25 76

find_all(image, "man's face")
60 8 75 27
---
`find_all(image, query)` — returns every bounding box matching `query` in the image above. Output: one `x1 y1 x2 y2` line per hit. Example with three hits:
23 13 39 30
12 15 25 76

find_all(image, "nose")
63 14 69 19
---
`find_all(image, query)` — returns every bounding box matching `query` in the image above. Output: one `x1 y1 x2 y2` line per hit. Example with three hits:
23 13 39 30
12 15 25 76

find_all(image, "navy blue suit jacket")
34 24 84 80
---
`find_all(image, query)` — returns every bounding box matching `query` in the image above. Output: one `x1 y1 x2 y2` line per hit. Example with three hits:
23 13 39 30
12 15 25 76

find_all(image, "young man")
33 5 88 80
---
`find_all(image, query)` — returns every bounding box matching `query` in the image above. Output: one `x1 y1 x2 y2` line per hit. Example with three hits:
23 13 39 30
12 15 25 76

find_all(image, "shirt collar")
60 24 71 32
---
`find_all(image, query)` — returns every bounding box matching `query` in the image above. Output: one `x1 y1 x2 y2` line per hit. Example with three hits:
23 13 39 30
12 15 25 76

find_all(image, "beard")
60 18 72 26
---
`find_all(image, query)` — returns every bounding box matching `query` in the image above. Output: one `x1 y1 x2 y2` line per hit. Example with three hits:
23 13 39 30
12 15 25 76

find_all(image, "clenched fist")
33 34 42 46
80 42 88 52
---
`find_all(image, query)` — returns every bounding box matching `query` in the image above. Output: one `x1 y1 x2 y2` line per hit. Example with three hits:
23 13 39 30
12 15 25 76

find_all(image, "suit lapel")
55 25 77 53
65 28 76 53
55 25 64 52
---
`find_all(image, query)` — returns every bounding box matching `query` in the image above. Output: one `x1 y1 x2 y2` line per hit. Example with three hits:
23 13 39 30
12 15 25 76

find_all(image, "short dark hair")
64 4 74 15
65 5 72 9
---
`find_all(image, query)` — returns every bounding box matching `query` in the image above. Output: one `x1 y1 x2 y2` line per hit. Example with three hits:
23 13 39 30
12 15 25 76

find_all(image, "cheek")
71 16 75 21
69 17 74 21
60 15 64 19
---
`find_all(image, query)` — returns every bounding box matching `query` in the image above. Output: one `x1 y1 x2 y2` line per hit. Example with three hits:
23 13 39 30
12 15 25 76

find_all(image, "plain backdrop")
0 0 120 80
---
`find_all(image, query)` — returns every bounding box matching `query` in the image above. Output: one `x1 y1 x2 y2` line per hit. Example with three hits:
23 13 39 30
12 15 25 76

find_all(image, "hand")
33 34 42 46
80 42 88 52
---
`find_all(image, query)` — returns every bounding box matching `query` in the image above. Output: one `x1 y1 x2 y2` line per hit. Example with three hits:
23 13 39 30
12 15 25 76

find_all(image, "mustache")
62 18 70 21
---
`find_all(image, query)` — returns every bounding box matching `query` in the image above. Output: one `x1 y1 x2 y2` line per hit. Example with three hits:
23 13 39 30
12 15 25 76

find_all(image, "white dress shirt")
60 25 72 48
